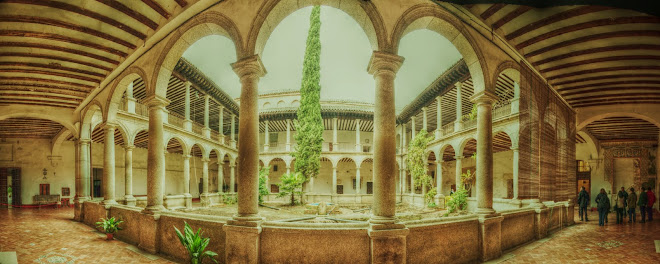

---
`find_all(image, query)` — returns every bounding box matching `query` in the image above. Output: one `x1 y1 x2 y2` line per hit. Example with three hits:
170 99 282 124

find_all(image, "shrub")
174 221 218 264
95 217 123 234
277 172 305 205
258 166 270 204
446 188 468 214
222 193 236 205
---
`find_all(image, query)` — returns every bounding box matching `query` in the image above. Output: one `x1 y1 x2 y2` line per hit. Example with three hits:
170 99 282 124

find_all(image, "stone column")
355 164 361 194
182 154 192 208
367 51 408 263
511 81 520 114
411 117 416 139
124 145 136 206
355 119 361 152
471 91 498 216
512 146 519 199
126 82 136 114
230 114 236 148
332 117 338 151
217 159 224 194
435 161 445 208
143 95 170 214
200 158 210 206
102 124 117 205
264 120 270 152
224 55 266 264
202 95 211 138
402 123 407 153
230 163 236 193
79 139 91 199
422 106 428 131
455 156 463 190
455 82 463 131
436 96 442 138
401 167 407 195
285 119 291 152
332 165 338 195
183 82 192 131
285 164 291 175
219 106 225 143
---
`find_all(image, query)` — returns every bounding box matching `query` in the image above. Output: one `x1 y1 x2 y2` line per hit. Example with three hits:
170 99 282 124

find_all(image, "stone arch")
113 121 131 147
440 144 456 162
106 66 148 123
80 101 104 139
459 137 477 158
133 130 149 149
390 3 490 93
491 60 521 93
150 11 243 98
166 137 188 154
577 130 599 159
360 157 373 168
190 144 207 159
247 0 387 56
577 112 660 131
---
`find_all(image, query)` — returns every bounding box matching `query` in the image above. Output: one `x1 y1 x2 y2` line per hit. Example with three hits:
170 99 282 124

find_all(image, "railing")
442 123 454 135
492 103 512 120
192 122 204 134
135 102 148 117
463 118 476 129
461 114 472 122
120 98 128 111
168 112 185 129
210 130 219 141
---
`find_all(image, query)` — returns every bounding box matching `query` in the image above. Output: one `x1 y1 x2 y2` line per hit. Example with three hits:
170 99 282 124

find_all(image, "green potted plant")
95 217 123 240
174 221 218 264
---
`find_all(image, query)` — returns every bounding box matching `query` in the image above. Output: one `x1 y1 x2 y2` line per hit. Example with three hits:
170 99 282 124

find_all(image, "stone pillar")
224 55 265 264
455 156 463 190
126 81 136 114
102 124 117 205
355 165 361 194
285 119 291 152
202 95 211 138
455 82 463 131
367 51 408 263
355 119 361 152
201 158 210 206
511 81 520 114
402 124 407 153
264 120 270 152
230 163 236 193
512 146 519 199
332 165 338 195
422 107 428 131
183 81 192 131
219 106 225 143
286 164 291 175
79 139 91 199
436 96 442 138
411 117 416 139
435 161 445 207
143 95 170 214
124 145 136 206
401 167 407 195
308 177 315 193
218 159 224 194
230 114 236 148
471 91 498 216
182 154 192 209
332 117 338 151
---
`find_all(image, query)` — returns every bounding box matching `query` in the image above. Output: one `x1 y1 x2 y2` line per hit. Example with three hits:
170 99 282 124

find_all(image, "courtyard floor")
0 207 658 263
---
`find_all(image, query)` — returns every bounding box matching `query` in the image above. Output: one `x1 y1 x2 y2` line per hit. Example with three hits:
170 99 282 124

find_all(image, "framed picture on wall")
62 187 70 196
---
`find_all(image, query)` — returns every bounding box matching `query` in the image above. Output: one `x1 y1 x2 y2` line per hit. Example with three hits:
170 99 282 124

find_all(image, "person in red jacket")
647 187 656 222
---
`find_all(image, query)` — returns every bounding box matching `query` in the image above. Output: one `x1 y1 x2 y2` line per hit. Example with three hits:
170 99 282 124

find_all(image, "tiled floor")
0 207 174 264
493 210 660 263
1 207 658 263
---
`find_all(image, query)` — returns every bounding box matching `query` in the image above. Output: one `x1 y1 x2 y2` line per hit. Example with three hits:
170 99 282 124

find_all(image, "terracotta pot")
106 233 114 240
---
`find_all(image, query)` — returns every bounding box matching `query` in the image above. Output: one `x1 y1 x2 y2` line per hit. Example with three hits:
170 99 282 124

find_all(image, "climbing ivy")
406 129 435 203
293 6 323 184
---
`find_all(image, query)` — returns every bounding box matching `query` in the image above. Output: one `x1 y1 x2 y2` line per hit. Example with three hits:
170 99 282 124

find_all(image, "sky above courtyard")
182 6 462 113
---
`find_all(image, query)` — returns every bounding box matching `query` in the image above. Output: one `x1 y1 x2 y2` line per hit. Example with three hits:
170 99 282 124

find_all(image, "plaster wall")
576 142 607 207
0 139 76 205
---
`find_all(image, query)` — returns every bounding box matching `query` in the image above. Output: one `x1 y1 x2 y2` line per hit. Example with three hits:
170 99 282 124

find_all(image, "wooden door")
366 182 373 194
11 168 21 206
0 168 7 208
507 179 514 199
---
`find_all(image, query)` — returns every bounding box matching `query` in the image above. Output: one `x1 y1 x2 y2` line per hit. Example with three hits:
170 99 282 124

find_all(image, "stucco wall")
406 216 480 264
500 210 535 251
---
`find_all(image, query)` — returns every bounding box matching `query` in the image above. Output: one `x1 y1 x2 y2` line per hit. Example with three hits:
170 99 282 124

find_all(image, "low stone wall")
500 209 535 251
164 195 186 209
159 212 229 263
405 216 481 264
260 222 370 263
82 201 108 228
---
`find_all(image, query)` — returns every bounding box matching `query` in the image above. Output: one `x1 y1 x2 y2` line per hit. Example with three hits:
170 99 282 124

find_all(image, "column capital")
144 95 170 109
367 51 404 76
182 154 191 159
232 55 266 80
455 81 463 89
201 157 210 163
79 139 91 145
184 81 191 88
123 145 135 150
103 123 117 131
510 146 519 151
454 155 464 160
470 90 498 105
229 164 236 168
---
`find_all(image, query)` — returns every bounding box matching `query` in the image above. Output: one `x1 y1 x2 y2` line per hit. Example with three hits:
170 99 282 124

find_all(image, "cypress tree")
293 6 323 182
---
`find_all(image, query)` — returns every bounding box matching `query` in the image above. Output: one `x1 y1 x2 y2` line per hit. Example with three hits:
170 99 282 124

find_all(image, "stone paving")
1 207 659 263
492 210 660 263
0 207 174 264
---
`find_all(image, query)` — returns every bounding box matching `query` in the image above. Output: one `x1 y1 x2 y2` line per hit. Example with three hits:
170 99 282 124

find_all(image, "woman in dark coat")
595 188 610 226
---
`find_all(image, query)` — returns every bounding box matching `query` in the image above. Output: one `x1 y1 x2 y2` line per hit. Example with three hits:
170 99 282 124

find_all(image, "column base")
368 223 409 263
508 198 523 208
478 215 504 262
454 121 463 131
534 207 550 239
200 193 212 207
183 120 192 131
224 215 263 264
434 194 445 209
184 193 193 209
101 199 118 208
202 127 211 138
125 195 136 207
475 208 499 218
231 140 236 148
73 197 88 221
141 205 166 215
434 129 441 139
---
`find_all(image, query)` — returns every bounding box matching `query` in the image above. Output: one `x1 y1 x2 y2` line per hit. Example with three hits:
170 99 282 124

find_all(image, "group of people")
577 186 656 226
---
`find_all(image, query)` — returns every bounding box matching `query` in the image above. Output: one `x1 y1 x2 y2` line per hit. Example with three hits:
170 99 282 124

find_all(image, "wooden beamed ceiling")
0 0 190 109
464 4 660 108
0 117 63 139
585 116 659 141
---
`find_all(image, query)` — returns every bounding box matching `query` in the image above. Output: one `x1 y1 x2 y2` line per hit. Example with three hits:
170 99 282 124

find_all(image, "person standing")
638 187 648 223
595 188 610 226
619 187 628 219
614 191 625 224
627 187 637 223
647 187 656 222
577 186 590 221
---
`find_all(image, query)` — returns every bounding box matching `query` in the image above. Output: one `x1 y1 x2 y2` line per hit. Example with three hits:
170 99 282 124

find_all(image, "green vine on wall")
407 129 436 206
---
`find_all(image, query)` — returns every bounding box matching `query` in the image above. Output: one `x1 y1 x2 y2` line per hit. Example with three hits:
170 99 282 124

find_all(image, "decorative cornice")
259 106 375 122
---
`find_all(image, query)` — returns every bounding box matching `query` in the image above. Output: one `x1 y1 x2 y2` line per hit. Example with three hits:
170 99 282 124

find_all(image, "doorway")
0 168 21 207
92 168 103 198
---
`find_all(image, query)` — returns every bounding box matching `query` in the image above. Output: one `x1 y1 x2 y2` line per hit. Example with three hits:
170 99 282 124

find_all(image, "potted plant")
95 217 123 240
174 221 218 264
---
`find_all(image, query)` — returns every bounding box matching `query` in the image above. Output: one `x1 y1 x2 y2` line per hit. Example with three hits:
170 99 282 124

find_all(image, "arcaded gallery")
1 0 659 263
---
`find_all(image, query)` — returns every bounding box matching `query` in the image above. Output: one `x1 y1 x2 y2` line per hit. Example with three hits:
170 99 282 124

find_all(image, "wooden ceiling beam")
0 76 95 89
0 99 77 108
0 30 128 57
94 0 159 30
0 52 112 72
0 86 88 97
572 99 660 108
491 5 532 30
506 6 614 40
141 0 170 19
533 44 660 66
174 0 188 8
546 66 660 81
561 86 660 97
0 62 105 77
557 80 660 91
525 30 660 57
480 4 506 20
0 42 119 65
0 68 101 83
540 55 660 73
